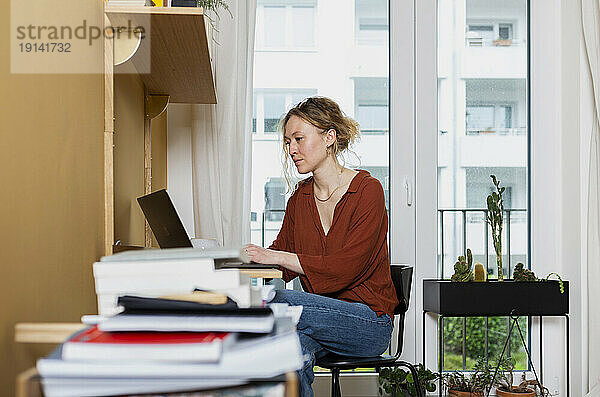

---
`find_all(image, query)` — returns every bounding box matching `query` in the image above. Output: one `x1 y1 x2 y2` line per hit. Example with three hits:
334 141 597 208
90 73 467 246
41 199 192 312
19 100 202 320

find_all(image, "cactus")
451 248 475 282
486 175 505 281
513 262 536 281
474 262 486 282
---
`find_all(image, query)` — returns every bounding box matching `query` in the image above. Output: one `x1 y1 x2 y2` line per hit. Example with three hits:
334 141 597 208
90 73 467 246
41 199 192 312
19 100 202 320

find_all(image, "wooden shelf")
105 6 216 104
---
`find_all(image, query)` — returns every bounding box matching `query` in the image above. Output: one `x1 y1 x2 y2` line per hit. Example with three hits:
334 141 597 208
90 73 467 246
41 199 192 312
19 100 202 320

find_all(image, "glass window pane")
438 0 528 372
264 94 286 133
292 6 314 47
355 0 388 45
252 1 390 295
466 105 494 131
264 6 285 48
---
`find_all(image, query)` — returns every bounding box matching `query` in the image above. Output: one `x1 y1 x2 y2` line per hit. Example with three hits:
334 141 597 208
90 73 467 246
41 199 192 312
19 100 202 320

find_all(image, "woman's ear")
325 129 337 148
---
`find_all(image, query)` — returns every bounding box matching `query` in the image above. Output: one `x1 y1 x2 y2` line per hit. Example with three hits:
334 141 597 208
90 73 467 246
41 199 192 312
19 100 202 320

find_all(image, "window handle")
403 177 413 207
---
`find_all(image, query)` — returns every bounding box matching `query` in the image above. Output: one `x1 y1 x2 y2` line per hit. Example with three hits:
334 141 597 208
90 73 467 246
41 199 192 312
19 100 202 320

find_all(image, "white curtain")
582 0 600 395
190 0 256 246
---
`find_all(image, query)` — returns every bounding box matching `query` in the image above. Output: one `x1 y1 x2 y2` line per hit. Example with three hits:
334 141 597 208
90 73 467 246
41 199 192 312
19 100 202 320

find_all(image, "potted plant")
486 175 505 281
443 358 493 397
513 262 566 294
450 249 475 282
493 357 535 396
493 38 513 46
378 364 439 397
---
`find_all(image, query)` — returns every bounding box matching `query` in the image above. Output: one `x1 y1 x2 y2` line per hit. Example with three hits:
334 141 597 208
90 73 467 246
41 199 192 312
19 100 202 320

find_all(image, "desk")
15 323 297 397
239 268 282 279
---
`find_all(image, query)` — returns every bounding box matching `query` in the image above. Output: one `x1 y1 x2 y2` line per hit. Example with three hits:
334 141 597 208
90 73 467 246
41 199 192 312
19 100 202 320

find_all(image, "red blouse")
269 169 398 319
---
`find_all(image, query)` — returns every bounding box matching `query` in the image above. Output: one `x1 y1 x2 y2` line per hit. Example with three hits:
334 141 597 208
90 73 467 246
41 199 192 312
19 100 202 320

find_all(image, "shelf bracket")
113 28 143 66
145 94 170 120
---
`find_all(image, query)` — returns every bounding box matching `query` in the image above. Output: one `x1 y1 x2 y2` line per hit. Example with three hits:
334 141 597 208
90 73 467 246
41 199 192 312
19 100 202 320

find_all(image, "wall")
114 72 146 247
0 0 104 394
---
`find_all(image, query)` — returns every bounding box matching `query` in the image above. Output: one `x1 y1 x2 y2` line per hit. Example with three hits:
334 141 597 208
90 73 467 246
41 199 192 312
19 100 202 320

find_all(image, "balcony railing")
465 38 524 47
466 127 527 136
438 208 529 371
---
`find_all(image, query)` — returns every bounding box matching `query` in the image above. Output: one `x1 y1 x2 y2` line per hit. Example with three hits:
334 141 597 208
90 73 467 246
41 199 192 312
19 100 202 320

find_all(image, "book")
38 332 302 379
94 270 248 294
97 313 274 333
100 246 250 264
92 258 214 278
41 377 246 397
62 326 233 363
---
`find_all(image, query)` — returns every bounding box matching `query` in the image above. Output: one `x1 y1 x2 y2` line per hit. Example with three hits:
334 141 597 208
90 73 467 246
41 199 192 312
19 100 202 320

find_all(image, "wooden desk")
240 268 282 279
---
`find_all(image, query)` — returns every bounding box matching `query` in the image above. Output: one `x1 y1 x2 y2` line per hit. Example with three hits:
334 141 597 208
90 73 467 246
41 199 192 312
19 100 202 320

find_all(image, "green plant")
443 317 528 365
486 175 505 281
443 357 493 394
378 364 438 396
492 356 539 394
513 262 537 281
197 0 233 41
544 272 565 294
513 262 565 294
451 248 475 282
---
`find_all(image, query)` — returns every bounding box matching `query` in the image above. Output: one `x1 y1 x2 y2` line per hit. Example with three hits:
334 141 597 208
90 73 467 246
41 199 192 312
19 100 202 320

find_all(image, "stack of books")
37 295 303 397
93 247 261 316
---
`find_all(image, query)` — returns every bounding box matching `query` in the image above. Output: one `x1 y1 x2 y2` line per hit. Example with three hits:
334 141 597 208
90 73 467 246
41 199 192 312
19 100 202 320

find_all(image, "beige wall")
1 0 104 394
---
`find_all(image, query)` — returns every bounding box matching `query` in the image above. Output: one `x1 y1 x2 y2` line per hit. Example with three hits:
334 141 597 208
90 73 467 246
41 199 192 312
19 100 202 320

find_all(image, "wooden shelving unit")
104 5 217 255
105 5 216 104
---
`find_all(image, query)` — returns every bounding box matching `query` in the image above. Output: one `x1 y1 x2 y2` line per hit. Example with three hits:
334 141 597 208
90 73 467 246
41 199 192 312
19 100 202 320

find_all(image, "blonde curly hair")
279 96 360 190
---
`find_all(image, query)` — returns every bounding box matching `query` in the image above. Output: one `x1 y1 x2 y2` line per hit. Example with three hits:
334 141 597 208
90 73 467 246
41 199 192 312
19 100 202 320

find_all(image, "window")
264 178 286 222
438 0 528 372
354 77 389 134
252 90 317 135
251 0 390 276
466 104 514 133
466 24 494 46
256 0 316 50
466 21 516 46
355 0 388 45
499 23 513 40
465 79 526 135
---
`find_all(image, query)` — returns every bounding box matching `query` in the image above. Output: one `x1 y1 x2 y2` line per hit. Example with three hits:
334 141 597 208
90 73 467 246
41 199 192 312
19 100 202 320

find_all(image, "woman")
244 97 398 397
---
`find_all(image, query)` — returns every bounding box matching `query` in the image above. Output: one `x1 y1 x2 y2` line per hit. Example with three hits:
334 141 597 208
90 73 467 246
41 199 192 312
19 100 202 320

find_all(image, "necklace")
314 184 342 202
314 170 344 202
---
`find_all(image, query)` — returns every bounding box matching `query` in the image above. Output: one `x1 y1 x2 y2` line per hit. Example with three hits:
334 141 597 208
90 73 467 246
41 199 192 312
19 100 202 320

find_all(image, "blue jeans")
271 289 393 397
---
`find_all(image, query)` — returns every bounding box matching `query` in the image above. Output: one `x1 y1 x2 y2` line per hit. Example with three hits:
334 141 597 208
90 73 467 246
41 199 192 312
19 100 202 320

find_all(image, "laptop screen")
137 189 193 249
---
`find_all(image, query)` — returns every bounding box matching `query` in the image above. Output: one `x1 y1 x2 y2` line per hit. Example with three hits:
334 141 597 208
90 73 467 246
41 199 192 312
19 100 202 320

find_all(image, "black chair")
315 265 423 397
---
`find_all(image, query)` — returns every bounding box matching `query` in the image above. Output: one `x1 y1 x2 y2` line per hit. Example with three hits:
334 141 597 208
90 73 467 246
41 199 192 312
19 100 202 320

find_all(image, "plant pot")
423 279 569 316
448 390 483 397
496 387 536 397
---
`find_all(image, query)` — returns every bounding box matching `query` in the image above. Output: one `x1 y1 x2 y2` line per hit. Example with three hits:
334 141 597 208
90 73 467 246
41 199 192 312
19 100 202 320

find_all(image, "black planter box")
423 279 569 316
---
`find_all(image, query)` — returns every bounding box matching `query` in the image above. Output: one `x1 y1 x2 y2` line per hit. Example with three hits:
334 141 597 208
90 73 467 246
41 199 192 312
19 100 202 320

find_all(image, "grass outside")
443 351 528 371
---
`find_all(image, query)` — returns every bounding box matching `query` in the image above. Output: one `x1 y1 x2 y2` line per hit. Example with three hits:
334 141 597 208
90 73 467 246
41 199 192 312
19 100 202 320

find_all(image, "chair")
315 265 423 397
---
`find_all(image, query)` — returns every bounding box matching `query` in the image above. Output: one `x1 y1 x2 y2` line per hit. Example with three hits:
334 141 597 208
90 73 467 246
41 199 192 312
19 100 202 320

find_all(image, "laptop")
137 189 193 249
136 189 279 270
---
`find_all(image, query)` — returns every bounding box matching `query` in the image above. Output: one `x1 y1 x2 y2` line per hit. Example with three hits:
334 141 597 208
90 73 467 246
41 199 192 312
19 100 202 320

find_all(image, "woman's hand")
243 244 304 275
243 244 279 265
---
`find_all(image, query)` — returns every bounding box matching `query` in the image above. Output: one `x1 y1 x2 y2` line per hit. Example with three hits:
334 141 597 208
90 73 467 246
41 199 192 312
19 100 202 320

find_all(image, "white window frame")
315 1 580 395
